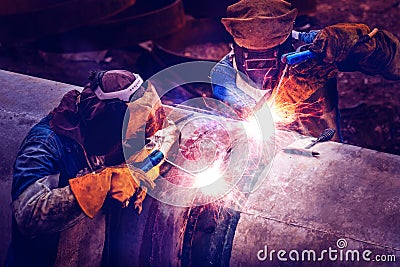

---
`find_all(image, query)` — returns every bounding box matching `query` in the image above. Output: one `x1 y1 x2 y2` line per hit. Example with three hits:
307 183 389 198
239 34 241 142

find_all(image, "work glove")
128 147 160 189
125 121 180 213
309 23 374 64
69 166 148 218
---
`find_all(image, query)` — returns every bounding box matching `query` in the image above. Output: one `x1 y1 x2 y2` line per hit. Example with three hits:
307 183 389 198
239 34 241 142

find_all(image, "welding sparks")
268 96 326 127
241 104 276 142
269 103 297 124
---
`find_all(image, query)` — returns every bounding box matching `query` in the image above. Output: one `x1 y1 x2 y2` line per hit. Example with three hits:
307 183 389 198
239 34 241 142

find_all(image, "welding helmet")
222 0 297 91
234 43 284 91
221 0 297 50
82 70 145 156
89 70 144 102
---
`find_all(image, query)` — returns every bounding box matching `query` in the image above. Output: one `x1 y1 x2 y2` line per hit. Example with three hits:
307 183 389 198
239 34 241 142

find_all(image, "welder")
7 70 167 266
211 0 400 141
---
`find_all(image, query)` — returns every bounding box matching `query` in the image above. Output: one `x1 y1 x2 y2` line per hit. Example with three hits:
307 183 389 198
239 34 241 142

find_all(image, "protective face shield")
234 43 283 92
81 70 142 157
87 70 165 159
221 0 297 93
51 69 165 162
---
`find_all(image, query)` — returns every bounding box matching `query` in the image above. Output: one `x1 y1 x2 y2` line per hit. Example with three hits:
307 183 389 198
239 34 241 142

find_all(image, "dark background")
0 0 399 155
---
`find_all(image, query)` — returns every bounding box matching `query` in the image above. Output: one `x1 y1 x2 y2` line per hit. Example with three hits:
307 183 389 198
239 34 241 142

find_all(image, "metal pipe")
0 70 399 266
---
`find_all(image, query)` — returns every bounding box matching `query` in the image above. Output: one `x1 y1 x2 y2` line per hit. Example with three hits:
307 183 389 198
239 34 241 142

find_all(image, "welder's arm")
13 166 146 236
211 54 257 114
12 139 145 236
12 141 85 237
353 29 400 80
310 23 400 80
12 175 85 237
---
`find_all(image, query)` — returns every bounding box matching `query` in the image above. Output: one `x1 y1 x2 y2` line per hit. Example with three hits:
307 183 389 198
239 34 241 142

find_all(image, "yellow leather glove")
69 166 147 218
125 121 179 188
128 147 160 185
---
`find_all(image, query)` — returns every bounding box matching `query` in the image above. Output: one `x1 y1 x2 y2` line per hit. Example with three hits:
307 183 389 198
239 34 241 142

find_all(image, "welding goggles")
92 70 144 102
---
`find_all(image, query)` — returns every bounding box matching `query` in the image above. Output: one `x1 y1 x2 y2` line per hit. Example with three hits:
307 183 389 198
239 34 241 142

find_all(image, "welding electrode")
305 128 336 149
128 148 198 177
282 147 320 157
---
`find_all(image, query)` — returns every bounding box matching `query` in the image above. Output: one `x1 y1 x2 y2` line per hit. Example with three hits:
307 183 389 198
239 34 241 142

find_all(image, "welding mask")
80 70 144 156
87 70 166 156
222 0 297 92
234 43 283 92
51 69 163 159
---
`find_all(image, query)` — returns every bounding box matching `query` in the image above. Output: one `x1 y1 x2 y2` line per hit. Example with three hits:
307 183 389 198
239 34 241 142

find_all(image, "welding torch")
127 122 196 177
253 27 379 113
127 144 199 179
128 149 165 172
281 28 379 65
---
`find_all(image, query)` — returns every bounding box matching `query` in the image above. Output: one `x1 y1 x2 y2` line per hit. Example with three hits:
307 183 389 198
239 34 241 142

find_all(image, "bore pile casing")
0 70 399 266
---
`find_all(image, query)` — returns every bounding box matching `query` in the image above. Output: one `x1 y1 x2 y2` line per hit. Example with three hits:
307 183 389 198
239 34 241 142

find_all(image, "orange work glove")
69 166 148 218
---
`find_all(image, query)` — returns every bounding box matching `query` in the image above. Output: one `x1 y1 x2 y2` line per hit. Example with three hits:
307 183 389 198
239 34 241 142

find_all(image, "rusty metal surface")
0 0 136 44
182 0 238 18
107 196 189 267
154 18 232 62
35 0 186 52
0 0 64 15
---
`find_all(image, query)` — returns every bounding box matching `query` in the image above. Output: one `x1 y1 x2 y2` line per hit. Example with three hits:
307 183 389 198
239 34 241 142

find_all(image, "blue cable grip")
281 50 317 65
129 149 164 173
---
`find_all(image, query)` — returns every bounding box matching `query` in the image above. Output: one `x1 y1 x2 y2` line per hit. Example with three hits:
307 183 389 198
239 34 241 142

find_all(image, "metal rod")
253 64 289 112
164 158 198 177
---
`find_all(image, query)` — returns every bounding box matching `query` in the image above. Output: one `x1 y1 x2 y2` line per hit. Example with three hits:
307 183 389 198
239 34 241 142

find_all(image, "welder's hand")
109 166 143 205
152 120 179 155
127 121 179 185
126 147 162 214
128 147 160 188
309 23 373 64
69 166 144 218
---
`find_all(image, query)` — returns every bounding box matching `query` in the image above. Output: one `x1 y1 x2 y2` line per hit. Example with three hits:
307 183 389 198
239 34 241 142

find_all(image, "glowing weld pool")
149 100 277 207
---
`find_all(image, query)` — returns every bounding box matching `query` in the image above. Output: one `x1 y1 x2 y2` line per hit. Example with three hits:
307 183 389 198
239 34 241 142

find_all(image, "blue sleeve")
12 124 61 200
210 54 257 109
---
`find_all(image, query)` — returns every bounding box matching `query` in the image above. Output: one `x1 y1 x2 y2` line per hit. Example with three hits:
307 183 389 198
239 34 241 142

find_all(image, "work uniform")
8 115 104 266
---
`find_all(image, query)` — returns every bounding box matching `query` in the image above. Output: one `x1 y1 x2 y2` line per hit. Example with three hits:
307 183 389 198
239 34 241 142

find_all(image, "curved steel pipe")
0 70 399 266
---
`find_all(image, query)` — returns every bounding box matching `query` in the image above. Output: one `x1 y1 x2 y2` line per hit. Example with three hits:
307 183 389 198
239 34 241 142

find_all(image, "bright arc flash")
194 159 224 188
243 106 276 141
